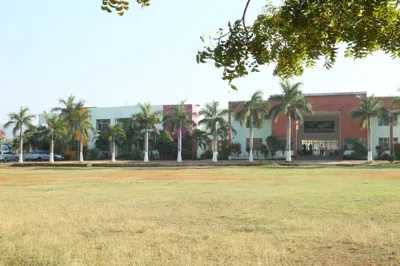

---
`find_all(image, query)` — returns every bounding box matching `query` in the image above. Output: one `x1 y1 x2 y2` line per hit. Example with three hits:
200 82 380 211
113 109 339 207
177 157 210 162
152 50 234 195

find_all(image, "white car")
0 151 18 162
23 151 51 161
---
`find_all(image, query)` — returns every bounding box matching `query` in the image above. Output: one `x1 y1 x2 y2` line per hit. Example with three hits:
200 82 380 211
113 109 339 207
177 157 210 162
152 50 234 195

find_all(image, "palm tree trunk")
367 116 373 162
19 126 23 163
144 129 149 162
79 136 84 163
249 116 254 162
177 127 182 163
286 117 292 162
212 134 218 162
50 135 54 163
111 139 116 162
389 114 394 156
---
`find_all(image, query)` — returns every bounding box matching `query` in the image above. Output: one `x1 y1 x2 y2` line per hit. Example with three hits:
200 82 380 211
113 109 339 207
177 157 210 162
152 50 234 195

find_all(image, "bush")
88 148 101 160
131 148 143 160
343 139 367 160
266 135 279 159
388 154 396 163
218 140 231 160
181 147 193 160
261 144 269 159
200 150 213 159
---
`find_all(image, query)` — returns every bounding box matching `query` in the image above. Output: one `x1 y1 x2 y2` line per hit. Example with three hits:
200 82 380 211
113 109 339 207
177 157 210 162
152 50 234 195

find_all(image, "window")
378 119 389 126
379 138 390 150
379 117 398 126
378 137 398 149
96 119 110 131
246 138 262 151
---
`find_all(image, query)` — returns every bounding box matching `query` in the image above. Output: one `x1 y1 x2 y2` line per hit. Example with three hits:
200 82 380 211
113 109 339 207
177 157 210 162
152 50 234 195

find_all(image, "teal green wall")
231 117 272 156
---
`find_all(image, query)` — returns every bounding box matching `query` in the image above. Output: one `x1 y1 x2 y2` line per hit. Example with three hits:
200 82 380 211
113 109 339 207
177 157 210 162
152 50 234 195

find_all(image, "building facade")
38 104 201 159
230 92 399 159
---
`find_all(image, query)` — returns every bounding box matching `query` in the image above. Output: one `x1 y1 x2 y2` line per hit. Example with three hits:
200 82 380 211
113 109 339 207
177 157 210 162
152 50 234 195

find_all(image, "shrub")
388 154 396 163
131 148 143 160
218 140 231 160
343 139 367 160
261 144 269 159
266 135 279 159
200 150 213 159
88 148 101 160
181 147 193 160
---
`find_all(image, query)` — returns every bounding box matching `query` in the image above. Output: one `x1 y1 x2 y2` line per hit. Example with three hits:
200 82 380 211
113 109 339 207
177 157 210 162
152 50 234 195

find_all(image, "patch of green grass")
0 166 399 265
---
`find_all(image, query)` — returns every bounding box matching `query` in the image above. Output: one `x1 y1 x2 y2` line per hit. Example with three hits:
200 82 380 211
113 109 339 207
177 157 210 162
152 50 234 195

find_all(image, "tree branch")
242 0 252 30
213 0 252 41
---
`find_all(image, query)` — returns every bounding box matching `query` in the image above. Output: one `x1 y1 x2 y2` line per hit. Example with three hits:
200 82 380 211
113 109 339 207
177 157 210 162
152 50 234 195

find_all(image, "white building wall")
370 117 400 158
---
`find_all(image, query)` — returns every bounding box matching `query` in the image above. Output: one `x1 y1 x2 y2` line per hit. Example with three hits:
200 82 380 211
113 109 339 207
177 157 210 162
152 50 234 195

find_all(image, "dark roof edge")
303 91 367 97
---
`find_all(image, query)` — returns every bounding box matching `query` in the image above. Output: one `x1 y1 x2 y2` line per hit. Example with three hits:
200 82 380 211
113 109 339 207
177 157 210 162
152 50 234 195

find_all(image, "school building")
38 104 201 159
229 92 399 159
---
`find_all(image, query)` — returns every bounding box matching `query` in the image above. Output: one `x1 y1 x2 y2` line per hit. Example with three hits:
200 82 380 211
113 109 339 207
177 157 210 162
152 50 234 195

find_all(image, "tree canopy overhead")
102 0 400 89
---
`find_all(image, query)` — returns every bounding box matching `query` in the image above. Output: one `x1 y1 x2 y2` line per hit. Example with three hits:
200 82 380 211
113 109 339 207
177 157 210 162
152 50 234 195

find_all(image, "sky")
1 0 400 127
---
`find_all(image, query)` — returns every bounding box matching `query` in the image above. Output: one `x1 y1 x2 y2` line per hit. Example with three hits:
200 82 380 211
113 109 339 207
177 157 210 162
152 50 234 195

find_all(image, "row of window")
97 119 111 131
378 137 399 150
378 119 398 126
242 138 399 152
99 118 396 132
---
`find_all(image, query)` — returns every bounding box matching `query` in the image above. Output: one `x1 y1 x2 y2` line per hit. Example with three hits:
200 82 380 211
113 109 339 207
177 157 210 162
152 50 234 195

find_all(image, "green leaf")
230 84 238 91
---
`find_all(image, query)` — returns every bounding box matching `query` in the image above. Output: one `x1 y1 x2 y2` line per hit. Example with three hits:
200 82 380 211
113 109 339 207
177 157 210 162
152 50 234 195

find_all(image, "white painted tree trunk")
177 128 182 162
212 134 218 162
111 140 116 162
286 117 292 162
19 127 23 163
144 129 149 162
249 117 254 162
79 137 84 163
50 135 54 163
367 117 373 162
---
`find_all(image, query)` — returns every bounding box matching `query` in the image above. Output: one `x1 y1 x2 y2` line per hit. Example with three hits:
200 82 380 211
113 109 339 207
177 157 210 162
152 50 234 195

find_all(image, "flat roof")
303 91 367 97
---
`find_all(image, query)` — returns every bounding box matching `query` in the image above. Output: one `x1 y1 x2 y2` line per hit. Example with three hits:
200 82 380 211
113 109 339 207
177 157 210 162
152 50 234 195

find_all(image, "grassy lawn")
0 165 399 265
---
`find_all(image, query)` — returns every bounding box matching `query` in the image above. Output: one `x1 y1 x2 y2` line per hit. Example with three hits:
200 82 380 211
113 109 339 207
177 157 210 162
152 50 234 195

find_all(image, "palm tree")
44 114 67 163
233 90 269 162
132 103 162 162
52 95 86 157
349 95 384 162
4 107 36 163
75 109 95 163
198 101 229 162
385 97 400 157
106 123 127 162
269 81 313 162
163 101 195 162
51 95 85 126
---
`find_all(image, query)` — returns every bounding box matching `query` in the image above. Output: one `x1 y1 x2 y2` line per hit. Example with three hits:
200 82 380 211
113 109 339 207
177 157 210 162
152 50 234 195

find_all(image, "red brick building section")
270 92 367 152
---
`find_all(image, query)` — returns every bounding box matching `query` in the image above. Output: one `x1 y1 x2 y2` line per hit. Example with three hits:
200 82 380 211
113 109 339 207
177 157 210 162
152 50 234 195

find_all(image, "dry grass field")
0 165 399 265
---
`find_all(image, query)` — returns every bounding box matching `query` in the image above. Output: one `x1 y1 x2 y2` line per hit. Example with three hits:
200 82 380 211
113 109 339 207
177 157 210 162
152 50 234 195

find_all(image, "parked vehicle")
23 151 64 161
24 151 50 161
0 151 18 162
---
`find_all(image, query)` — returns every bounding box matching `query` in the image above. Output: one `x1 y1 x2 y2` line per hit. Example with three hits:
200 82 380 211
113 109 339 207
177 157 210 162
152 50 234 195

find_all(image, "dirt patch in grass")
97 171 234 180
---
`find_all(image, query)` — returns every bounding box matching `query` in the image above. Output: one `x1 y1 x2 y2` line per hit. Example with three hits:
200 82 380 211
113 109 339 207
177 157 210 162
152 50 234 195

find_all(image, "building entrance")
300 140 339 156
